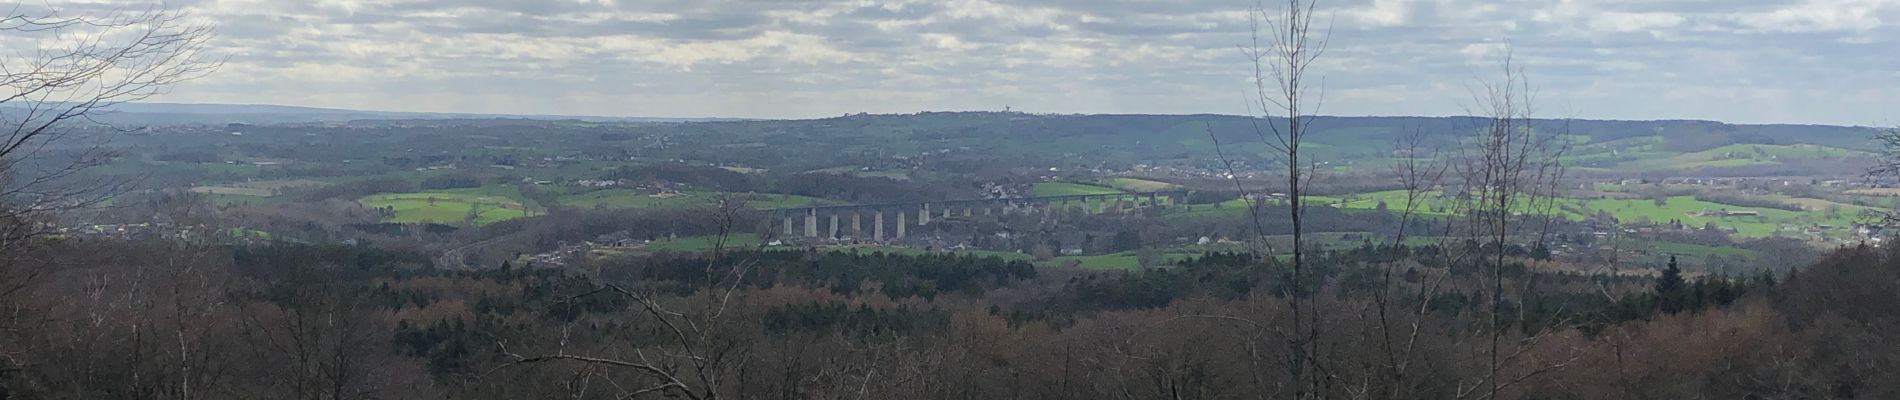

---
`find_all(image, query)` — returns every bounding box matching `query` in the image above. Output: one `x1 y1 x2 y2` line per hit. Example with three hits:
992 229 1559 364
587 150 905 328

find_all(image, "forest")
2 214 1893 399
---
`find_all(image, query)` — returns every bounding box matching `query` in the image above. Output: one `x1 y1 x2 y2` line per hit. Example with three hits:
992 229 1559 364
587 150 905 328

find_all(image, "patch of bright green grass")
1639 240 1759 260
359 191 533 225
558 190 829 210
1193 188 1859 239
1620 143 1865 171
1032 182 1125 197
1102 177 1174 192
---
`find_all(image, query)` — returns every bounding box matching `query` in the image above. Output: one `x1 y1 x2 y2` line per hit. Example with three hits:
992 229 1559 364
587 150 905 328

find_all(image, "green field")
359 191 533 225
1033 182 1125 197
1326 190 1470 216
1166 198 1261 217
1326 190 1872 238
1102 177 1174 192
1638 239 1759 260
1552 136 1873 172
1571 195 1869 237
1623 143 1863 171
559 190 828 210
363 186 835 226
1170 189 1873 239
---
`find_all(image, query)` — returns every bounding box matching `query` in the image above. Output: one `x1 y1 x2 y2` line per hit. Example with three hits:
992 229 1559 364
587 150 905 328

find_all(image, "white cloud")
15 0 1897 124
1459 42 1508 66
922 33 977 51
1342 0 1413 27
1733 0 1892 32
1588 12 1686 33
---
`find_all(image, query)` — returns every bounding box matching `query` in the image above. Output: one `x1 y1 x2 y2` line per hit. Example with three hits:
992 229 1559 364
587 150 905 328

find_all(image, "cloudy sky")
23 0 1900 125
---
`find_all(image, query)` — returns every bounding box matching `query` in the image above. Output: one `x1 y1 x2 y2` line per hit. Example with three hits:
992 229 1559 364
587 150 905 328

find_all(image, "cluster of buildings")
61 223 275 245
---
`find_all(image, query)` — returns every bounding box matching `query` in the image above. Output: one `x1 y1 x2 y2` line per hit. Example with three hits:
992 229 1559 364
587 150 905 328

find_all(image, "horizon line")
101 101 1884 128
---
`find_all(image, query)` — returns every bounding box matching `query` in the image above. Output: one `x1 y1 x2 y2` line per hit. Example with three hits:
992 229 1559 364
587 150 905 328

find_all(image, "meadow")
1329 190 1873 237
558 189 829 210
359 191 533 225
1172 188 1875 240
1031 182 1126 197
360 187 832 226
1101 177 1175 192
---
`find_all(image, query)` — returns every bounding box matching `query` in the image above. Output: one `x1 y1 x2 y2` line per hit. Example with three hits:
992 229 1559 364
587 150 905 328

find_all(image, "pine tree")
1656 255 1685 314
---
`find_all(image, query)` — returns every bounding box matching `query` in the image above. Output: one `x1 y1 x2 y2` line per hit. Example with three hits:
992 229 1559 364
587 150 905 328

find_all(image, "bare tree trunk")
0 7 215 397
1232 1 1332 397
1449 46 1578 400
1370 127 1449 398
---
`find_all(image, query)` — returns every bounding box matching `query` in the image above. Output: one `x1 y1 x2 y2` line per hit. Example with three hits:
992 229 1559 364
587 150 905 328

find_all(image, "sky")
17 0 1900 125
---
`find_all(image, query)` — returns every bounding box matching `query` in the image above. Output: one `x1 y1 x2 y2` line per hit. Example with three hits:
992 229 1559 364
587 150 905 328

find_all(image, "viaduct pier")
766 190 1190 240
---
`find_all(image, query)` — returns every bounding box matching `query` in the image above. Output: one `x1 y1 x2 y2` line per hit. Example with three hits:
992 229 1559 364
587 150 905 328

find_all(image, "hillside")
3 103 737 125
635 113 1881 177
49 107 1883 180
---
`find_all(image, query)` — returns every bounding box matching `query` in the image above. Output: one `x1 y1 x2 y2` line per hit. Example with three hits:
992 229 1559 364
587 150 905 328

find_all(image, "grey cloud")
23 0 1900 124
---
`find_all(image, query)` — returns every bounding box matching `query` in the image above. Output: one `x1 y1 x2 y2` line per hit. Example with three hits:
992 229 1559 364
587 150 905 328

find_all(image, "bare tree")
492 194 758 400
1194 1 1334 397
1388 127 1449 250
1206 122 1269 257
234 267 435 400
10 241 241 399
1365 127 1450 399
0 4 216 385
1190 1 1338 397
1864 127 1900 226
1583 226 1646 399
1 5 217 219
1 4 216 293
1449 47 1578 400
1867 127 1900 181
1245 0 1331 397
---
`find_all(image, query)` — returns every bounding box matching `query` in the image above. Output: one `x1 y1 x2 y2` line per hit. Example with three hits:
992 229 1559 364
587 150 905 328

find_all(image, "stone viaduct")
766 190 1191 241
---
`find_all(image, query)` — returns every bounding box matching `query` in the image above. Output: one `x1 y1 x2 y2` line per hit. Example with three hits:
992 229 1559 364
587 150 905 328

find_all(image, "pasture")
1180 189 1874 239
1032 182 1125 197
559 190 828 210
1102 177 1175 192
359 191 533 225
